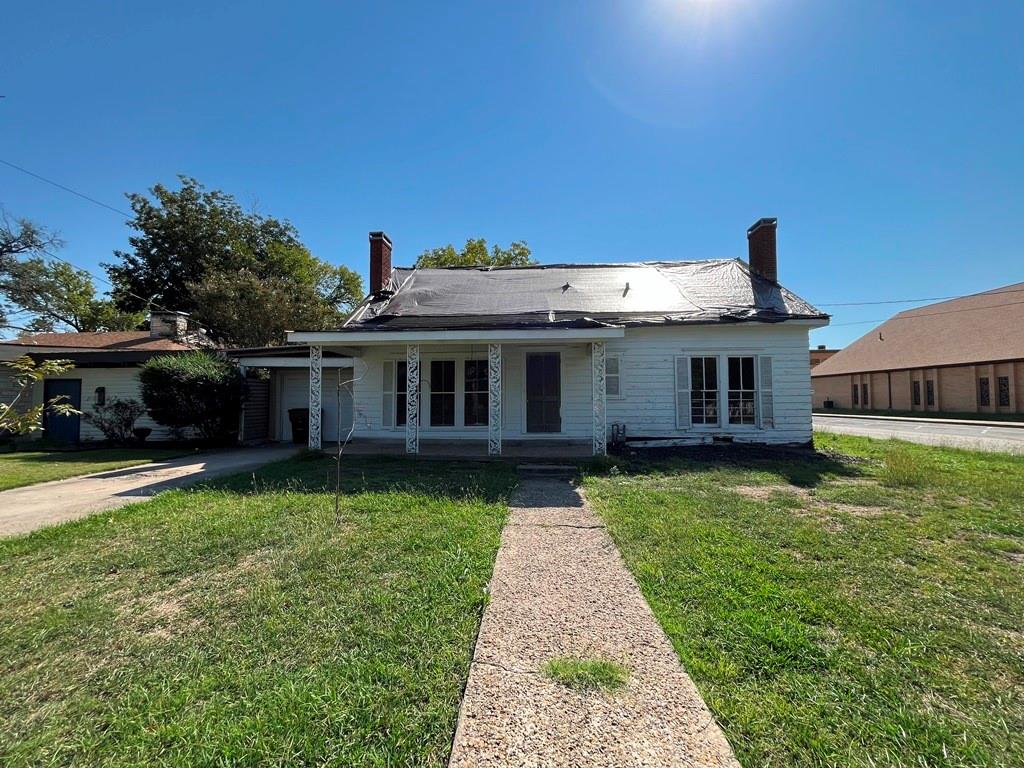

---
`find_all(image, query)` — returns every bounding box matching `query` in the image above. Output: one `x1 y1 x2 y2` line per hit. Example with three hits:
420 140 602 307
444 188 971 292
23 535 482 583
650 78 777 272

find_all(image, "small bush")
879 443 927 487
543 657 629 692
83 399 146 443
139 352 242 443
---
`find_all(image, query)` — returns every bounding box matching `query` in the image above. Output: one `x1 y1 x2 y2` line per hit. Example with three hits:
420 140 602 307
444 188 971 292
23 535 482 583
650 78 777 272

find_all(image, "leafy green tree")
0 356 80 436
105 177 363 344
1 212 142 333
139 352 242 442
1 257 143 333
415 238 534 268
187 268 360 348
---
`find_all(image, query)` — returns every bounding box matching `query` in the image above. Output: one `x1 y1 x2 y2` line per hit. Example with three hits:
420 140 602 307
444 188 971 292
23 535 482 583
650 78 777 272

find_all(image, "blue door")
43 379 82 444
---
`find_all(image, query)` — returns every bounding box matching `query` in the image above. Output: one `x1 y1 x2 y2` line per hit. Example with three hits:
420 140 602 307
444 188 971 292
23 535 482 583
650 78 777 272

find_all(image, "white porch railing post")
488 343 502 455
406 344 420 454
592 341 607 456
308 345 322 450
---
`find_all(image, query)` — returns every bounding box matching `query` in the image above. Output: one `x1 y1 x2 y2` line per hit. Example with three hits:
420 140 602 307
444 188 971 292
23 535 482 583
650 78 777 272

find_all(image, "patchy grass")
0 448 192 491
584 434 1024 767
0 455 515 767
879 442 928 487
544 657 630 692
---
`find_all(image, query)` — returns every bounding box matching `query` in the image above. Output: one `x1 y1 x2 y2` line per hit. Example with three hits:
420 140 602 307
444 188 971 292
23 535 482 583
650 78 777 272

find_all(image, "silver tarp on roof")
346 260 827 330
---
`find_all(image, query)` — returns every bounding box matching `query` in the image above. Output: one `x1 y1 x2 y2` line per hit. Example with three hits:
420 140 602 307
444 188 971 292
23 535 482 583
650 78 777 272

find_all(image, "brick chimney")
747 217 778 283
369 231 393 294
149 310 188 340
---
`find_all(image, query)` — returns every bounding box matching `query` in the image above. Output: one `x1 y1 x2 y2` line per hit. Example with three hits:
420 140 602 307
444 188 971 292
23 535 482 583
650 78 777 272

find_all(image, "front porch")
325 438 594 460
293 328 624 457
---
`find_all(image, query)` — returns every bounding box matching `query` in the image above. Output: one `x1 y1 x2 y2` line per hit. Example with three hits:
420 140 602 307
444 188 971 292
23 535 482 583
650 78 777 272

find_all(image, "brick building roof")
812 282 1024 376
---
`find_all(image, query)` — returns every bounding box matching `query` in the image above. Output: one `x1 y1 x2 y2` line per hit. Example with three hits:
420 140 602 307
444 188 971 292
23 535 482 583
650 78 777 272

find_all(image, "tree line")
1 176 534 347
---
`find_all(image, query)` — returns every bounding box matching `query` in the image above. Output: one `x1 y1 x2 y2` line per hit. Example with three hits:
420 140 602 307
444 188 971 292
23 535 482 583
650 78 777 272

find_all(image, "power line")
0 158 133 219
818 286 1024 307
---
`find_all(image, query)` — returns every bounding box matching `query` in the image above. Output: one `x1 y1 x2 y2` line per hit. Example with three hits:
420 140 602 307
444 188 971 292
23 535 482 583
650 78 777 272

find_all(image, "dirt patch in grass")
731 483 887 520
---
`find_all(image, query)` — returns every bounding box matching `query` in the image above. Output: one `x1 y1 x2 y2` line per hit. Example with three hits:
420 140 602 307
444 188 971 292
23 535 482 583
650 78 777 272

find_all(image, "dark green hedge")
139 352 242 442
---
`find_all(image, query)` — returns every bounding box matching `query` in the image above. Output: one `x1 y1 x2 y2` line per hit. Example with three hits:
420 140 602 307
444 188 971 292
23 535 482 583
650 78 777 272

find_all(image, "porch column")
406 344 420 454
488 343 502 455
308 345 322 450
592 341 607 456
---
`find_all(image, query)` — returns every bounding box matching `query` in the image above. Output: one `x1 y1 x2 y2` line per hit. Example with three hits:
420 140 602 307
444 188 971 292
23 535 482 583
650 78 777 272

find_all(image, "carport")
229 346 355 444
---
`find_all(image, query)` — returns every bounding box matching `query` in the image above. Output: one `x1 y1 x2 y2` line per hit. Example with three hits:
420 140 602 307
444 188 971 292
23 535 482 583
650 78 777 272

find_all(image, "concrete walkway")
0 444 298 537
449 475 739 768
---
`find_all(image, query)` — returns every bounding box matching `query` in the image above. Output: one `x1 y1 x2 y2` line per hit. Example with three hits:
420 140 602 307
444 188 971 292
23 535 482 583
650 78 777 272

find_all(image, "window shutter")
382 360 395 428
758 356 774 428
675 356 691 429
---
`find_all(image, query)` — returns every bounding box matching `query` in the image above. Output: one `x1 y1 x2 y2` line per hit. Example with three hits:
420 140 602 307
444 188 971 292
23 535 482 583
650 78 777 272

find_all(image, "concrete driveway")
0 444 299 538
814 415 1024 454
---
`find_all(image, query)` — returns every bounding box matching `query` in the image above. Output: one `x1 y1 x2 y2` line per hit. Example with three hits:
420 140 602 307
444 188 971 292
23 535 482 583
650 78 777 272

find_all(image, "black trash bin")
288 408 310 445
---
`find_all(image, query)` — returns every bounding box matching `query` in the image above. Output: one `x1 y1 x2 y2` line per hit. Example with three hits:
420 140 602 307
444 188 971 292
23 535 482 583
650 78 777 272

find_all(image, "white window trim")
675 351 767 433
606 354 623 400
386 352 492 432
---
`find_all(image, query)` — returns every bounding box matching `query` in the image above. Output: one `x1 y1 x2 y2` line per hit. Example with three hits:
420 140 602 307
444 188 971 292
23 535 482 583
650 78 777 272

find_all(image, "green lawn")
584 434 1024 767
0 448 193 491
0 455 514 767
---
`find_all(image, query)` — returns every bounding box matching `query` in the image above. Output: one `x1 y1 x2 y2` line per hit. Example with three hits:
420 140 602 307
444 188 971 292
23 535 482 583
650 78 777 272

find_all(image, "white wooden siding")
345 323 814 445
30 368 178 441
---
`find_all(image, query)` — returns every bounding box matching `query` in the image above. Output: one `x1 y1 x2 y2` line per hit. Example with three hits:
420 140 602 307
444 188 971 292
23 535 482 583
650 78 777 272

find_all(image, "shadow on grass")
587 443 866 488
205 453 519 505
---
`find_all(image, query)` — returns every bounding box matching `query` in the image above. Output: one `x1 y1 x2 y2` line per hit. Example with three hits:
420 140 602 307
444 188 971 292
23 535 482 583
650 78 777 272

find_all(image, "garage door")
278 368 354 443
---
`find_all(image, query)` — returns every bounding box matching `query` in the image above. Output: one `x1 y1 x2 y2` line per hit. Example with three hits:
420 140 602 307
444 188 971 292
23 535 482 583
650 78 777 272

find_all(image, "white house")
0 312 205 443
237 220 829 456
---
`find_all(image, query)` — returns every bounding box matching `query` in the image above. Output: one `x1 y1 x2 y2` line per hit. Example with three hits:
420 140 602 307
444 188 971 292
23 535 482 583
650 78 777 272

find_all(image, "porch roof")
288 327 625 346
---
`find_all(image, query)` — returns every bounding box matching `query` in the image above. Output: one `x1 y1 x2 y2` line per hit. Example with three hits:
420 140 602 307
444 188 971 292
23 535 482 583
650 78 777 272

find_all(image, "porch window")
690 356 719 425
430 360 456 426
396 361 408 427
728 356 756 425
606 355 621 398
464 360 489 426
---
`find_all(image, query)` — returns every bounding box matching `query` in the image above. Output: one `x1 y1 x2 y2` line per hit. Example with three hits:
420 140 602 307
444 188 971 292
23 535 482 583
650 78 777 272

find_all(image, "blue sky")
2 0 1022 347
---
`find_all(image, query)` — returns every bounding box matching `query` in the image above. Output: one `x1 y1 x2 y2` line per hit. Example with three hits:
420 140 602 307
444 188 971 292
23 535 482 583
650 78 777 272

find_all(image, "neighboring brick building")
812 283 1024 415
809 345 839 368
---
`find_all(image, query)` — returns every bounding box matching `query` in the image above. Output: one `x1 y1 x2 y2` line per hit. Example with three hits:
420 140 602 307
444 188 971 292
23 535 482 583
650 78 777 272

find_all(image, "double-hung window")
912 380 921 406
430 360 456 426
606 356 621 398
926 380 935 406
690 356 719 425
728 356 757 425
381 360 408 428
464 360 489 426
852 383 860 406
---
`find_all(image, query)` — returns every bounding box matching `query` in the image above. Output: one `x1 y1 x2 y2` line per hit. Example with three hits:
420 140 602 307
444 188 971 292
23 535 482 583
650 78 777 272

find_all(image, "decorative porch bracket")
406 344 420 454
488 343 502 455
308 345 323 450
592 341 607 456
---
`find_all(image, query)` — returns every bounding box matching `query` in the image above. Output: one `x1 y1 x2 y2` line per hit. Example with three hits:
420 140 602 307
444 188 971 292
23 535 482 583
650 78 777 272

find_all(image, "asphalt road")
814 415 1024 455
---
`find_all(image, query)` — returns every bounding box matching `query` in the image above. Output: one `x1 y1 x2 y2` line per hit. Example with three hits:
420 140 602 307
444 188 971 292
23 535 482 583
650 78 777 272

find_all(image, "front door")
42 379 82 444
526 352 561 433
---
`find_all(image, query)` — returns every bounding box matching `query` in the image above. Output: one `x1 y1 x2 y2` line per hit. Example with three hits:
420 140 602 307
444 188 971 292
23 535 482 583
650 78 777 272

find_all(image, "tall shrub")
139 352 242 442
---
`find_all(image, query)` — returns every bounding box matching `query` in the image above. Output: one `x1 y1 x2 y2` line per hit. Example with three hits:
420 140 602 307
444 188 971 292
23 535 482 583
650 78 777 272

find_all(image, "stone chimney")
149 310 189 340
747 217 778 283
369 231 393 294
